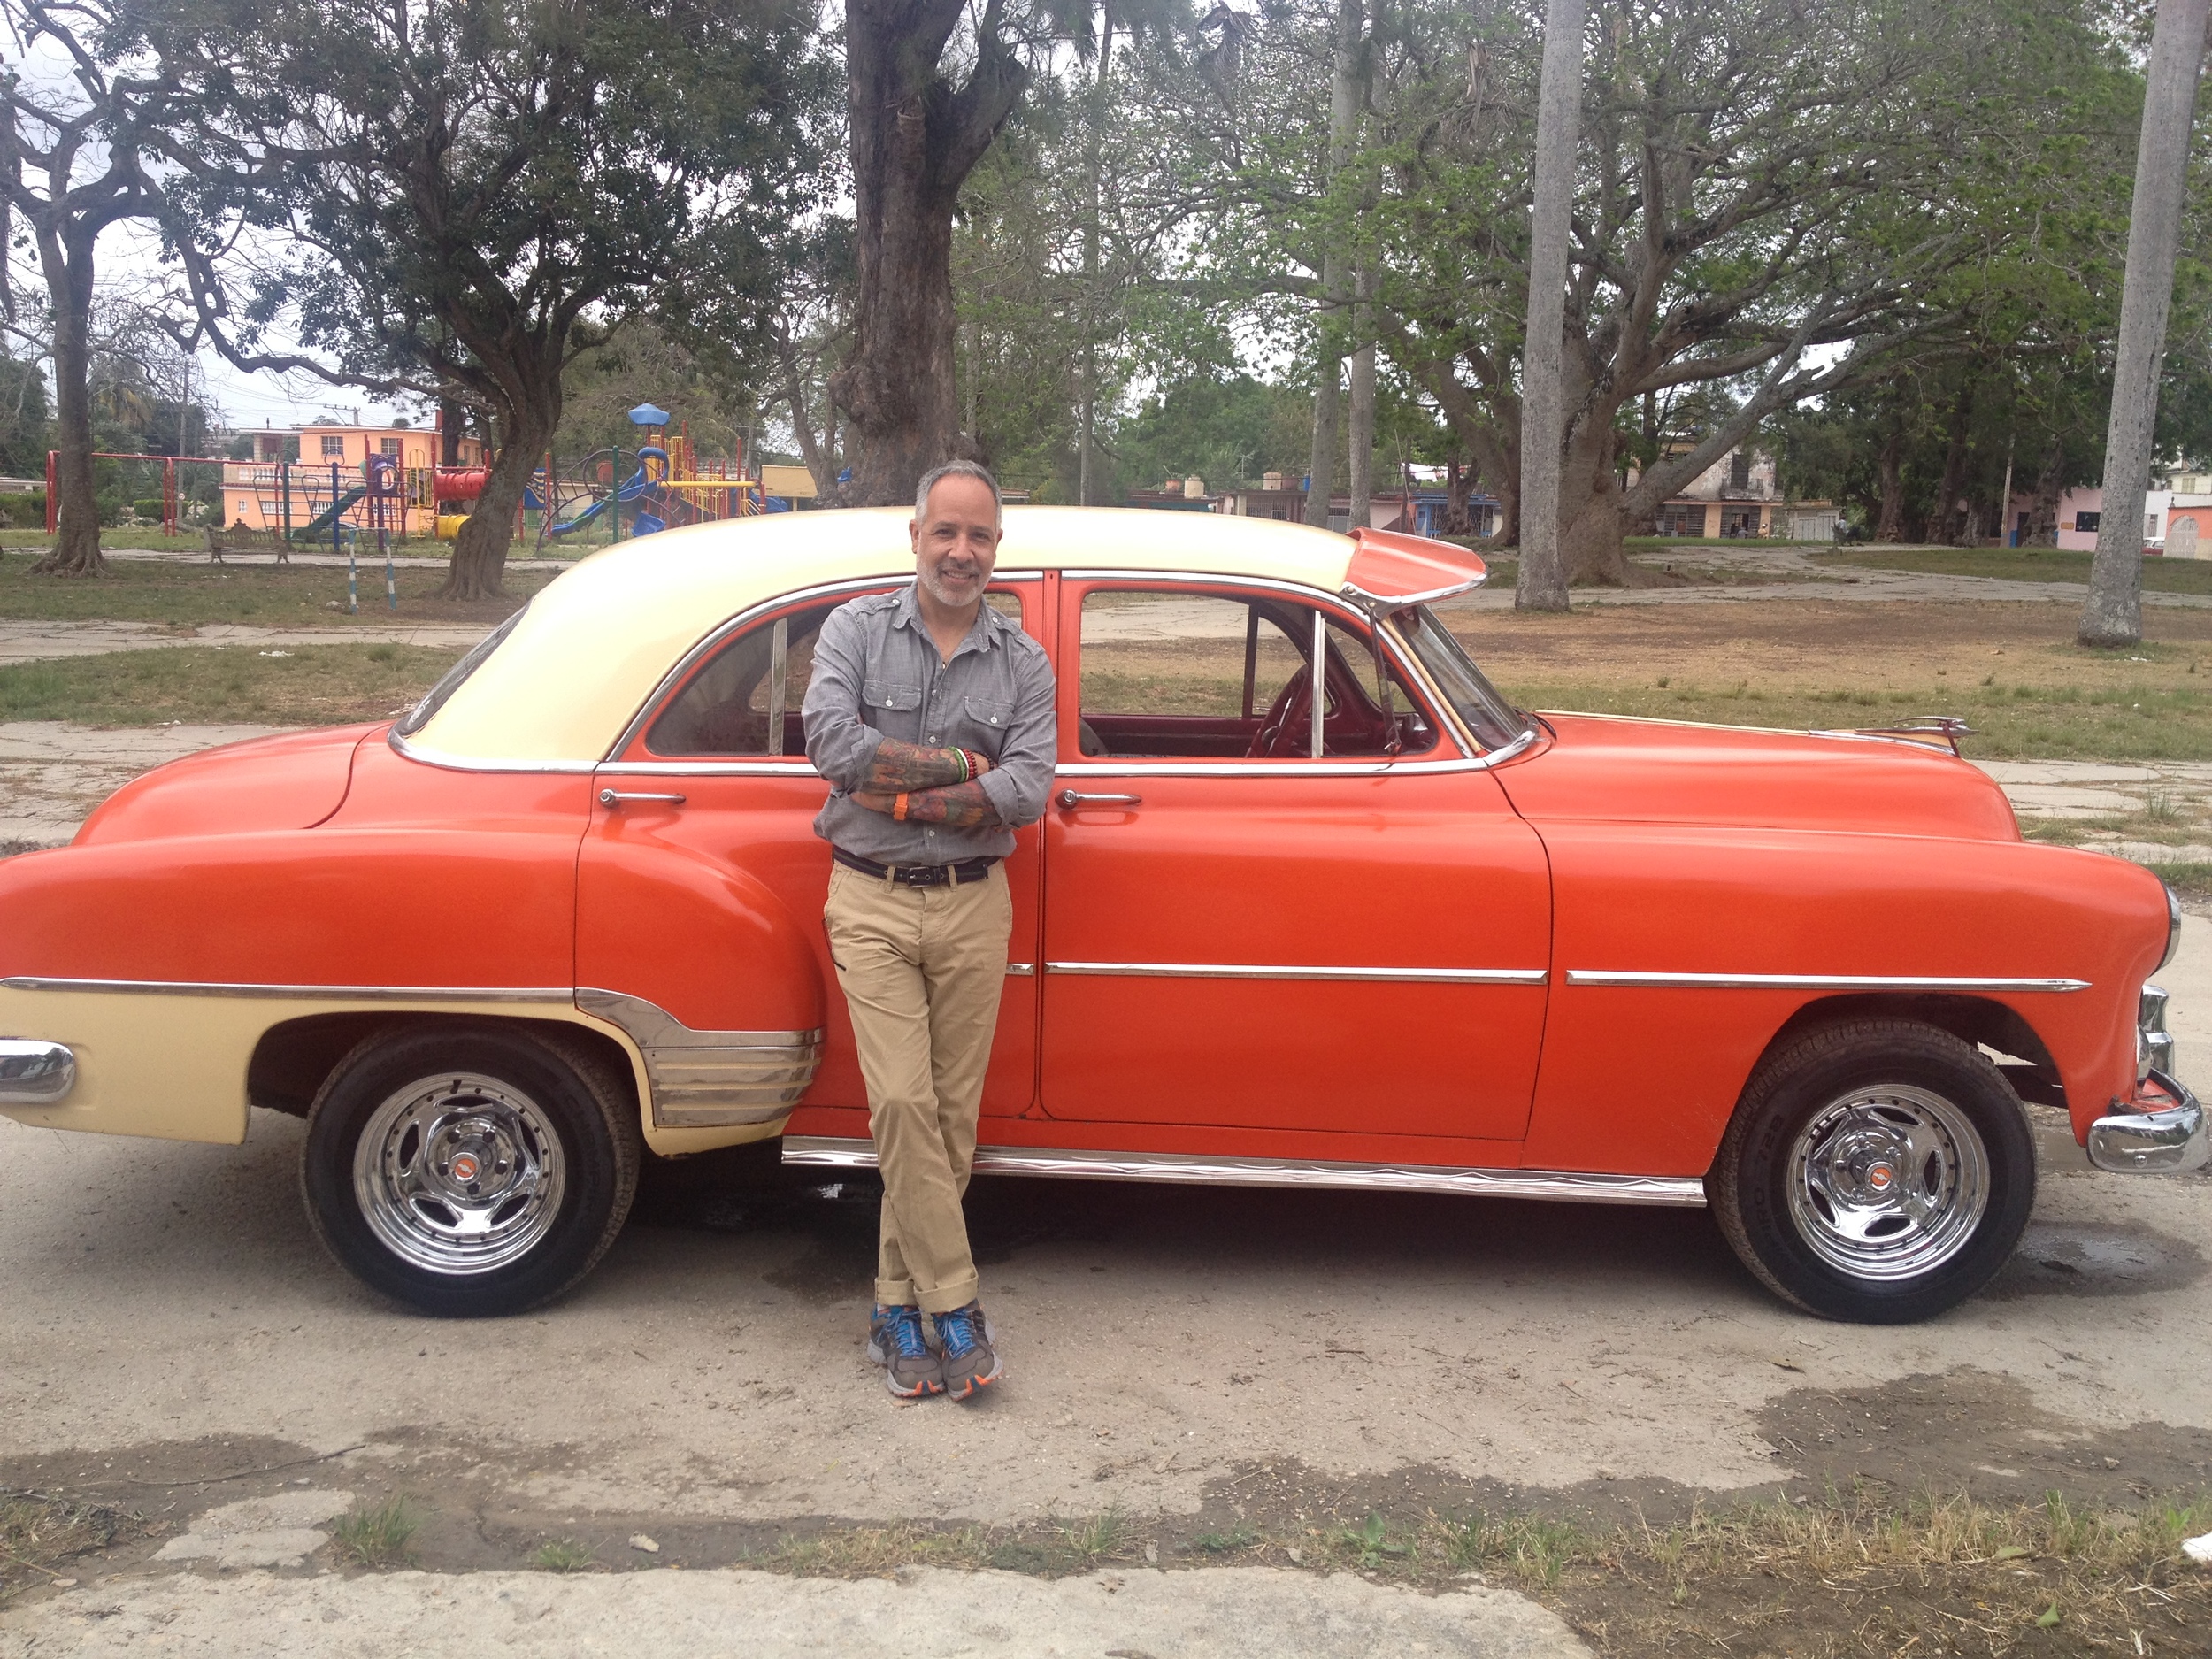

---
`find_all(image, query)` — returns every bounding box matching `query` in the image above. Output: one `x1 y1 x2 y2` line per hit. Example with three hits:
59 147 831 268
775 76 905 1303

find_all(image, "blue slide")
289 485 368 541
547 449 666 537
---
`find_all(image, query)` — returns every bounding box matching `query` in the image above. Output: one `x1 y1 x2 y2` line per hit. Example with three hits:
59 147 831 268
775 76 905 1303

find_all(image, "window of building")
2075 511 2101 533
1657 504 1708 537
319 434 345 457
1727 450 1752 491
1076 588 1431 761
2147 514 2161 540
380 438 401 457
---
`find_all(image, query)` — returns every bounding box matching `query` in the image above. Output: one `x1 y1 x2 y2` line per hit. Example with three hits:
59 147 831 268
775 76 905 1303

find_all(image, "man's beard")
918 561 985 608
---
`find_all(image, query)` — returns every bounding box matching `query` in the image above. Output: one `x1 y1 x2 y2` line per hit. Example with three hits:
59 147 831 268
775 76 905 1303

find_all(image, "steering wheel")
1247 672 1315 758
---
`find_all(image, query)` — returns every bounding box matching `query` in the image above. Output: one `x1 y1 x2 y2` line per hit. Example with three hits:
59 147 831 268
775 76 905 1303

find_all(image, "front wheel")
1708 1018 2035 1323
301 1025 641 1317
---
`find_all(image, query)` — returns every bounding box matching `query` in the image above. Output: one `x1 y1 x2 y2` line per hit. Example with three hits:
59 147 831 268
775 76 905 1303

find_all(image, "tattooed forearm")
849 780 1002 827
901 780 1001 827
862 737 972 791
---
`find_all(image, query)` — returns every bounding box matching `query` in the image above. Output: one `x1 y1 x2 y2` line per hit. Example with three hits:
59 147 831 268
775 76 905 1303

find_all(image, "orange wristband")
893 793 910 821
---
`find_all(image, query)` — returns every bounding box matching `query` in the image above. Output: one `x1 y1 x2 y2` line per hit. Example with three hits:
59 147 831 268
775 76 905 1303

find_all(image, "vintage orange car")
0 510 2195 1323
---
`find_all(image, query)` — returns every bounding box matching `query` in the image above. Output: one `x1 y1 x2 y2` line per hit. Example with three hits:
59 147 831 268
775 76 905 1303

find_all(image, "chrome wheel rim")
1786 1084 1989 1281
352 1072 565 1277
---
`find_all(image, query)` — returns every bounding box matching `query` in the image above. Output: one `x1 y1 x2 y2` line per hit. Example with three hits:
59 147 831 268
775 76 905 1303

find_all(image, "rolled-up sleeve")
976 639 1056 828
802 604 885 793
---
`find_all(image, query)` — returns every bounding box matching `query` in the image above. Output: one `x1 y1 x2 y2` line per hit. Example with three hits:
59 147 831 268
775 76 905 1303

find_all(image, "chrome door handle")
599 789 687 807
1057 789 1141 808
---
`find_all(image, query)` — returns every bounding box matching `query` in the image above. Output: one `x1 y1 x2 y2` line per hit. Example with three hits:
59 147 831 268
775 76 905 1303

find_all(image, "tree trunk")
1078 6 1113 507
1304 361 1340 527
1441 457 1476 536
1348 274 1376 532
32 226 104 577
1932 376 1977 547
2084 0 2211 647
1559 420 1638 587
2027 435 2065 547
831 2 1026 508
1515 0 1586 612
441 373 557 602
439 396 464 466
1875 426 1905 542
1471 426 1517 546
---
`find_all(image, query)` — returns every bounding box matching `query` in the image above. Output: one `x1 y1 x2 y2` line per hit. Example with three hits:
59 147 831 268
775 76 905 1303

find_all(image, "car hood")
74 724 379 847
1491 713 2019 841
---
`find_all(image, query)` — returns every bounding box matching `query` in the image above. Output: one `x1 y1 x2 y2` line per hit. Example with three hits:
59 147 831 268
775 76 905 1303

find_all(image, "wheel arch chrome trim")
0 975 579 1002
780 1137 1706 1207
1563 971 2091 994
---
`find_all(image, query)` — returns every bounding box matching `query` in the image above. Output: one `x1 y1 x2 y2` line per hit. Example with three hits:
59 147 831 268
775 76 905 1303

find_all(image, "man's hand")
851 780 1003 828
861 737 991 792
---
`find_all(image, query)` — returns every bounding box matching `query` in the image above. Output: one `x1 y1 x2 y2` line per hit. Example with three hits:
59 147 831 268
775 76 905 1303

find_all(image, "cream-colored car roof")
411 505 1358 766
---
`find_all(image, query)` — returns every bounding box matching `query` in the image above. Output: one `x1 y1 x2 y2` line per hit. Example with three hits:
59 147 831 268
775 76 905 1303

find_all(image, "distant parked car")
0 511 2195 1322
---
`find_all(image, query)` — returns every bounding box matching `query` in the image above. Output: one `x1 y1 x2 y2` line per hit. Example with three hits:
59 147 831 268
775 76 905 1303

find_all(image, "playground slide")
545 461 657 537
290 485 369 541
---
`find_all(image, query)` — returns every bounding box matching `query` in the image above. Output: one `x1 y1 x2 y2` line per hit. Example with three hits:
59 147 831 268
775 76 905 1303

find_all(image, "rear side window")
396 608 526 737
647 603 838 757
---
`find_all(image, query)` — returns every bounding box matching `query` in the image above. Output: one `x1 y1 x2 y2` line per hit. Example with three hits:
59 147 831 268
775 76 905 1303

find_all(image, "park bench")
205 526 291 564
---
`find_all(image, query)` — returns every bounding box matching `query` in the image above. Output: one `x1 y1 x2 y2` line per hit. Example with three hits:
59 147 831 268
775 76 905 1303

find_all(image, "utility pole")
1304 0 1364 529
2081 0 2211 647
1516 0 1586 612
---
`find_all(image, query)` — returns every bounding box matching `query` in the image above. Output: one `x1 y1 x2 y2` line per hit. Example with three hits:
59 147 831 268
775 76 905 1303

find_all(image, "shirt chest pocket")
862 680 923 714
958 694 1015 749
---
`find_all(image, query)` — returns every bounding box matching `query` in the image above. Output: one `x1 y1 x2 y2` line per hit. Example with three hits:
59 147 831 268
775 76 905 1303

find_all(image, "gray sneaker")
932 1302 1002 1401
866 1303 943 1399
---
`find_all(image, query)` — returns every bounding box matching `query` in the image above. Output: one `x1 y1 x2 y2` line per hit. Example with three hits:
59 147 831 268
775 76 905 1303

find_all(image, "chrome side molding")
1047 962 1548 986
1565 971 2091 994
575 988 822 1128
2087 1071 2208 1174
0 1040 75 1105
780 1136 1707 1208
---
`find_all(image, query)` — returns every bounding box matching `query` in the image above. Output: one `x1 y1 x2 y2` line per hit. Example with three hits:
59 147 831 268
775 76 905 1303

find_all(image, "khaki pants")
823 859 1012 1314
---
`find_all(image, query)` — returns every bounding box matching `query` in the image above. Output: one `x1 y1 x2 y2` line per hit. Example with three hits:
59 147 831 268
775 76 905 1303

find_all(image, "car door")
576 575 1050 1138
1037 576 1552 1146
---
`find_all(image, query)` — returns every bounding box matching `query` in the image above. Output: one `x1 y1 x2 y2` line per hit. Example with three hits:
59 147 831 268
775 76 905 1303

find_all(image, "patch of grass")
2144 861 2212 903
767 1523 991 1577
527 1537 595 1572
1502 677 2212 760
1816 544 2212 595
0 549 549 627
0 1493 134 1606
0 641 456 726
1191 1523 1259 1554
1054 1507 1126 1563
1334 1511 1417 1571
1435 1510 1586 1587
330 1494 418 1569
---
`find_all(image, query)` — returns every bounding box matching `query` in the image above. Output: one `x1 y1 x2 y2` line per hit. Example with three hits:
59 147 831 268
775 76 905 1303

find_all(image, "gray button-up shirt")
803 583 1057 864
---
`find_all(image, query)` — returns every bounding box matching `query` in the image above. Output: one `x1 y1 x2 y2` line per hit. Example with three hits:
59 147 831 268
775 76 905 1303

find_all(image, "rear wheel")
1708 1018 2034 1323
301 1025 641 1317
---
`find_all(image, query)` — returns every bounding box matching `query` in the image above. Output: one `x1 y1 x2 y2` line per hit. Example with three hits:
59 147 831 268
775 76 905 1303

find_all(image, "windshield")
394 607 527 738
1394 604 1532 752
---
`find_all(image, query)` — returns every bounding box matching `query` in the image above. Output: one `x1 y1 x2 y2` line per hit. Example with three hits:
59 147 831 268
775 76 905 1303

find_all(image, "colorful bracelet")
893 793 910 821
953 748 972 783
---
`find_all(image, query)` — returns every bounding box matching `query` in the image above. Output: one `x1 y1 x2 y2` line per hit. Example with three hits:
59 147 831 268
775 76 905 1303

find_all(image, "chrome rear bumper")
2087 1070 2208 1173
0 1039 76 1104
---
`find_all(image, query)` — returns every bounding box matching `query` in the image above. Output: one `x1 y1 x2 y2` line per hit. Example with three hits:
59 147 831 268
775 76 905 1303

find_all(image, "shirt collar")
891 580 1000 657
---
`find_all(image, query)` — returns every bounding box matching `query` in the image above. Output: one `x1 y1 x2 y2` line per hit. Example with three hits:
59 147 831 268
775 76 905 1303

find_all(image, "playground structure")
43 451 229 536
531 403 772 548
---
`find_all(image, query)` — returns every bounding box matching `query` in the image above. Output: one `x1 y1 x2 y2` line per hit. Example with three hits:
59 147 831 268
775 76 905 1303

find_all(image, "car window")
1077 588 1434 760
1394 602 1531 752
644 588 1032 758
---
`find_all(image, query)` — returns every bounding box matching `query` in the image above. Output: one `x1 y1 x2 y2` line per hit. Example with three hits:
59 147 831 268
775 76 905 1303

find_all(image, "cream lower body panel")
0 986 791 1156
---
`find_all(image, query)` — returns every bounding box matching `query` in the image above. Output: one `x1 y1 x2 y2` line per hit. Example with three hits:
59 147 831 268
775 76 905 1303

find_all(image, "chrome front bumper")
2087 1070 2209 1173
0 1039 76 1104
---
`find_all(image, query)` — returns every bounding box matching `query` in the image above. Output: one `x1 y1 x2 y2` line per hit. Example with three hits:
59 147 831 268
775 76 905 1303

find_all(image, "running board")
778 1136 1707 1208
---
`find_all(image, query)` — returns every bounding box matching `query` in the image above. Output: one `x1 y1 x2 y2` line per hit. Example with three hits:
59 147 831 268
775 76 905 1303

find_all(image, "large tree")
171 0 825 597
1 0 180 576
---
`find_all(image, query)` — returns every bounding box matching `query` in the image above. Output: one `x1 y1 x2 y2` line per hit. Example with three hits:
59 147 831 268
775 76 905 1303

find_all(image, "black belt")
833 849 998 887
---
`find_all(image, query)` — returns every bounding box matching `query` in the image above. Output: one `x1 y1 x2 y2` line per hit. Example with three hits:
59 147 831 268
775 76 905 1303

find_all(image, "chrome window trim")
1064 569 1483 764
1053 724 1536 780
1341 575 1485 606
1046 961 1546 985
0 975 575 1002
1563 970 2091 994
596 759 830 780
606 571 1047 764
387 728 599 775
780 1136 1707 1208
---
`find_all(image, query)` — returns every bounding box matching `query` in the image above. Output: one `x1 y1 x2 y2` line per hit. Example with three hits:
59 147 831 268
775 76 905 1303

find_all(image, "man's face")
910 473 1002 610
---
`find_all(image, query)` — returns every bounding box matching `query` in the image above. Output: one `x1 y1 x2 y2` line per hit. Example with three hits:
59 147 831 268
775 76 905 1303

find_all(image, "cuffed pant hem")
916 1277 980 1317
874 1280 919 1309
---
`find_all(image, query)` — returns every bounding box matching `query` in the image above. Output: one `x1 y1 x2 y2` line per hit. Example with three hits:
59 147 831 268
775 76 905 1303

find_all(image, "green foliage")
331 1495 419 1569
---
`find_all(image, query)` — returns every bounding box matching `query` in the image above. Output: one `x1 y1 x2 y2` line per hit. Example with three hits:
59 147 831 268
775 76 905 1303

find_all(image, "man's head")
910 460 1002 612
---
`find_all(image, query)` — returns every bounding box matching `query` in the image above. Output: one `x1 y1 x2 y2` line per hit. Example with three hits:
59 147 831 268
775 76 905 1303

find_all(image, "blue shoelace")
936 1304 979 1358
879 1306 929 1360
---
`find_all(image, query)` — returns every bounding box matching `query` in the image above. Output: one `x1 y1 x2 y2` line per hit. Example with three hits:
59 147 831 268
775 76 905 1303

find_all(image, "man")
802 461 1056 1401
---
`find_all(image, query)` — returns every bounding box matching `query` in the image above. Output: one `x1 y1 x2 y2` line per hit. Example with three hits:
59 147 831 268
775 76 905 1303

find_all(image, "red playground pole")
44 451 56 534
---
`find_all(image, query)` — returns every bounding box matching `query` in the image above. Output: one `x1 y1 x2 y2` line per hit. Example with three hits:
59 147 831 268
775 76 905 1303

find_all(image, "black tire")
301 1024 641 1317
1707 1018 2035 1324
